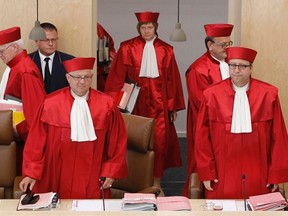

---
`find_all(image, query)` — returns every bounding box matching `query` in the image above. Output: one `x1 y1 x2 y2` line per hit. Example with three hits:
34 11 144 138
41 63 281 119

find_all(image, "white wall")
98 0 228 137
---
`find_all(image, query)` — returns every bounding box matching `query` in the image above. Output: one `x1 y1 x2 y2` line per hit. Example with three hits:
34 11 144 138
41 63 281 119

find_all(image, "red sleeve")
268 95 288 183
22 102 47 180
100 103 128 178
104 46 127 101
195 96 217 181
167 52 185 111
17 73 46 139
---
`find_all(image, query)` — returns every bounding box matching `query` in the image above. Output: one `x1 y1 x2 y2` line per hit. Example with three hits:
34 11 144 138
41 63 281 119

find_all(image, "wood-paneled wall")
241 0 288 130
0 0 97 88
238 0 288 197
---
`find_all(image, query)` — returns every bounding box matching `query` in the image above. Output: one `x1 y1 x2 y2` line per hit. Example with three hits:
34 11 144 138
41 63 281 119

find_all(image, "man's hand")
169 111 178 122
19 177 36 192
203 179 219 191
266 184 279 192
100 177 114 189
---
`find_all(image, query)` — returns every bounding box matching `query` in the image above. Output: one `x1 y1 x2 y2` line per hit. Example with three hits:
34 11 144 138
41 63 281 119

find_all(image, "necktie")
44 57 51 93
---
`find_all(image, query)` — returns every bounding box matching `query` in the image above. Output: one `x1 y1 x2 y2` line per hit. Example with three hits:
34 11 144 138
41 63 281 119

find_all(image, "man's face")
0 43 16 64
66 70 93 96
140 23 156 41
208 36 232 61
36 29 58 56
228 59 252 87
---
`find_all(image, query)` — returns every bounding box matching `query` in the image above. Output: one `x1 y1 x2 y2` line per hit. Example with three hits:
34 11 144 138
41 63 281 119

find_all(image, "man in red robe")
0 27 46 175
20 57 128 199
195 47 288 199
97 23 116 91
0 26 46 140
184 24 234 197
105 11 185 194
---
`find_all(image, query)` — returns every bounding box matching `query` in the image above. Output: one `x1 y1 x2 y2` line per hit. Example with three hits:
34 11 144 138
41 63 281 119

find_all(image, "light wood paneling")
0 0 97 88
240 0 288 197
241 0 288 130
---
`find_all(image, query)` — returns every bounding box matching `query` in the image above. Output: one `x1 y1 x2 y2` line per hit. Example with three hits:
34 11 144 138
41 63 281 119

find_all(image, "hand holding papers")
117 82 140 113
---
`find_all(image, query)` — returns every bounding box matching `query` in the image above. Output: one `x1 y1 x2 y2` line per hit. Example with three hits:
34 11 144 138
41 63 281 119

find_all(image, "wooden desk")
0 199 287 215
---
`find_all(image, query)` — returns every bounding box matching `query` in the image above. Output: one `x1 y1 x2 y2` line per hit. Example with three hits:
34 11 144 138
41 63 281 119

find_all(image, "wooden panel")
241 0 288 130
241 0 288 197
0 0 97 88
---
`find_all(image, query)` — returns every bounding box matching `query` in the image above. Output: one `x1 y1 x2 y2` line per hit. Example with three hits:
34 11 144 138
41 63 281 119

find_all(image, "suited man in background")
29 22 74 94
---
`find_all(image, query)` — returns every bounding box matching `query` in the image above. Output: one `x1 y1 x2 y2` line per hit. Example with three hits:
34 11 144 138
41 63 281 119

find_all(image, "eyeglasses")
228 64 252 70
0 44 12 56
40 38 58 43
68 73 93 82
212 40 233 48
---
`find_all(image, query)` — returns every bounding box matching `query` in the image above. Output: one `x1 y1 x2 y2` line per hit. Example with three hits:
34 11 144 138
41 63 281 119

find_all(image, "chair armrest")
138 186 161 197
189 173 205 199
13 176 23 199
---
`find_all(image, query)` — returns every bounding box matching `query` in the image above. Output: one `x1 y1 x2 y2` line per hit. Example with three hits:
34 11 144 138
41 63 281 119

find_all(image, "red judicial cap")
63 57 95 73
226 47 257 63
0 27 21 45
204 24 234 37
135 11 159 23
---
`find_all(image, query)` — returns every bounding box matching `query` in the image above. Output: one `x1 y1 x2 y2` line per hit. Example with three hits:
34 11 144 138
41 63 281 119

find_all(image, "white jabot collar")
139 36 159 78
231 82 252 133
211 55 230 80
70 90 97 142
0 67 11 100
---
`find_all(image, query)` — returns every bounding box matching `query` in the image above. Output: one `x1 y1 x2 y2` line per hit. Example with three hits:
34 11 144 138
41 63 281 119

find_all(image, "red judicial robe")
5 50 45 140
195 78 288 199
105 36 185 177
97 23 116 92
184 52 222 196
22 88 128 199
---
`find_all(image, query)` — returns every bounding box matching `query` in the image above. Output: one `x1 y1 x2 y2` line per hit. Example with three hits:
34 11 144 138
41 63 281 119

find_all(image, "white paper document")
72 200 122 211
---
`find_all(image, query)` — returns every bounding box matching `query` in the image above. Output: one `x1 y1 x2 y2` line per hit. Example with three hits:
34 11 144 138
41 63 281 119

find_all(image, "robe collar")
7 50 28 68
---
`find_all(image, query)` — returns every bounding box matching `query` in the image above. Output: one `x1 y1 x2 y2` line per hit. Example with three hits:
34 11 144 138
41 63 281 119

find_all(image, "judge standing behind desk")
19 57 128 199
195 46 288 199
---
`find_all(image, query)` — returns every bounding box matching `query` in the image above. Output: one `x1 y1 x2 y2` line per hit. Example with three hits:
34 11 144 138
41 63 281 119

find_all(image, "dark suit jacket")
29 51 74 94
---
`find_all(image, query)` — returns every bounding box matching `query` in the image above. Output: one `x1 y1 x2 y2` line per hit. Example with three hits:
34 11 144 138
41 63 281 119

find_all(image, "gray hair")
5 38 25 49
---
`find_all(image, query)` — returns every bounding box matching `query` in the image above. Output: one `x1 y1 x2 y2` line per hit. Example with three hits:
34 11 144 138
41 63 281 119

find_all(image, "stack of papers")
122 193 191 211
17 192 58 211
247 192 287 211
122 193 156 211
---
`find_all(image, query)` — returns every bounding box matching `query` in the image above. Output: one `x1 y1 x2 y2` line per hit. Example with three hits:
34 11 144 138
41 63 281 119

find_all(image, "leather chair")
189 173 205 199
0 110 16 199
110 113 160 198
13 113 160 199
